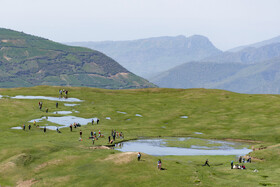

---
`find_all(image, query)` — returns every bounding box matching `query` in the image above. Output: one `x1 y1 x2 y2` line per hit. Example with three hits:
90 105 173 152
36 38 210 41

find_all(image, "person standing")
91 131 93 137
22 124 25 131
44 126 46 133
92 119 94 125
80 130 82 138
231 161 234 169
108 136 111 143
56 102 58 108
158 159 162 170
46 108 48 113
239 156 242 163
137 152 141 161
97 119 99 124
28 124 31 130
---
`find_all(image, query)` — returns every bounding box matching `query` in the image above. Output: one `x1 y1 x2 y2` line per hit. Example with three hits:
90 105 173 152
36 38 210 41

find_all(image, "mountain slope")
205 43 280 64
229 35 280 52
67 35 221 78
151 58 280 94
0 28 155 89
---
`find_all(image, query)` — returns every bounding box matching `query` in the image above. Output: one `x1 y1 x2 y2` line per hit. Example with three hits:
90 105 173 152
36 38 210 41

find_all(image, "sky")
1 0 280 50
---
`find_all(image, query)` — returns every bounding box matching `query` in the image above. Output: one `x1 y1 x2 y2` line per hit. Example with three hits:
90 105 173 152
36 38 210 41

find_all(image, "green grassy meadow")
0 86 279 186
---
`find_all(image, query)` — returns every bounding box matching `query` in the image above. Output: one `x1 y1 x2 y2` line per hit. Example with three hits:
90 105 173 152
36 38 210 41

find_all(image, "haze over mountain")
228 35 280 52
151 40 280 94
0 28 155 89
205 42 280 64
67 35 221 78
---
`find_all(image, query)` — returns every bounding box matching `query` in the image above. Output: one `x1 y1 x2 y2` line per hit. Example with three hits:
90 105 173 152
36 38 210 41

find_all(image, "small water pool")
115 138 252 156
11 95 83 102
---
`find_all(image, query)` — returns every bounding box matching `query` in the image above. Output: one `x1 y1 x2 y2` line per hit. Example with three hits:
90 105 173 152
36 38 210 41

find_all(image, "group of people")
59 89 69 96
108 130 124 144
239 156 251 163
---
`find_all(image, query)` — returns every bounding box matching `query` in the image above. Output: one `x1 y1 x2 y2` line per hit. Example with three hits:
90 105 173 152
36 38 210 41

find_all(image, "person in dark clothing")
203 159 210 167
137 152 141 161
23 124 25 131
113 133 116 141
70 124 72 132
231 161 234 169
108 136 111 143
97 119 99 124
92 119 94 125
80 130 82 137
239 156 242 163
28 124 31 130
46 108 48 113
44 126 46 133
91 131 93 137
56 102 58 108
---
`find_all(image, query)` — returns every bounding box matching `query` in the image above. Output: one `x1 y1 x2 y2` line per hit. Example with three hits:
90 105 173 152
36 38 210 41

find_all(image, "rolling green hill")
0 86 279 186
0 28 155 89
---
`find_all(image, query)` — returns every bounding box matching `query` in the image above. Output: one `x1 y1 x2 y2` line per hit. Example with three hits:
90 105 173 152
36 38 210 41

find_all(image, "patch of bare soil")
0 162 16 172
104 152 137 164
89 146 111 150
224 138 262 143
16 179 37 187
35 159 62 172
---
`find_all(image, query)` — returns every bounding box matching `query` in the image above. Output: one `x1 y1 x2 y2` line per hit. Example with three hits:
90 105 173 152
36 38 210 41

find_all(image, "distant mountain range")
0 28 155 89
69 35 280 94
228 35 280 52
67 35 221 78
151 40 280 94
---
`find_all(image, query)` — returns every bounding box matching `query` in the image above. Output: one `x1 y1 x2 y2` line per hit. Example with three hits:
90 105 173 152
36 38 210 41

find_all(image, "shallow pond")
53 111 72 115
117 111 127 114
115 138 252 156
11 95 83 102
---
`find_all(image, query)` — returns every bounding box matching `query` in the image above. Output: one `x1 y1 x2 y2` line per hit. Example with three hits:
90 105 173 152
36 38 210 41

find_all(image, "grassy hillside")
0 86 279 186
0 28 155 89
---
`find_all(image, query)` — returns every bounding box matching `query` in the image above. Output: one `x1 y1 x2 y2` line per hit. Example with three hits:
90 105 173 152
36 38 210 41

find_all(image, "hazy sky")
1 0 280 50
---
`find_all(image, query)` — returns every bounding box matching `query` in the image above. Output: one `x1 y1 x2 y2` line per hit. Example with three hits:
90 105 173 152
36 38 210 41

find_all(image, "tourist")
203 159 210 167
70 124 73 132
158 159 162 170
138 152 141 161
92 119 94 125
241 164 246 169
33 120 36 126
56 102 58 108
108 136 111 143
80 130 82 138
97 118 99 124
22 124 25 131
231 161 233 169
94 131 96 136
91 131 93 137
92 138 95 145
44 126 46 133
247 157 252 163
28 124 31 130
98 130 101 137
46 108 48 113
239 156 242 163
